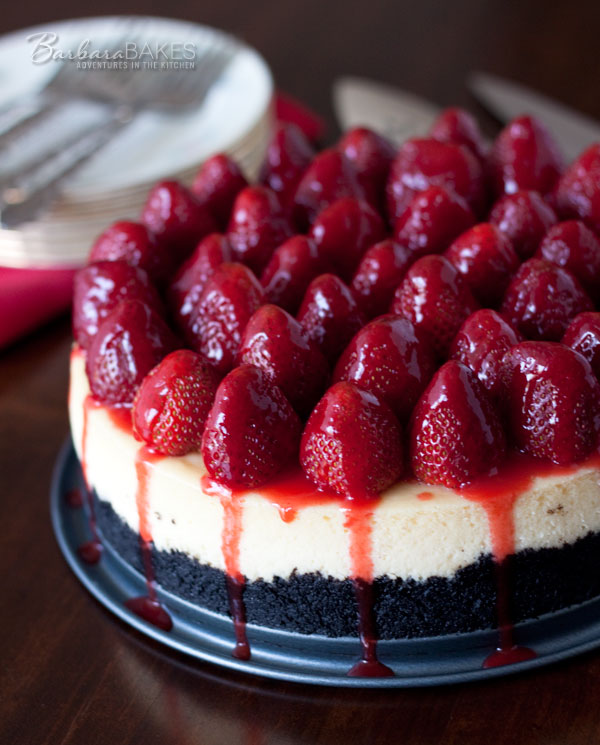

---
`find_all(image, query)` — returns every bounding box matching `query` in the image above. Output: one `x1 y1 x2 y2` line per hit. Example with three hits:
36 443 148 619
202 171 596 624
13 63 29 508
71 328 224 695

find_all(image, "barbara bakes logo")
27 32 197 69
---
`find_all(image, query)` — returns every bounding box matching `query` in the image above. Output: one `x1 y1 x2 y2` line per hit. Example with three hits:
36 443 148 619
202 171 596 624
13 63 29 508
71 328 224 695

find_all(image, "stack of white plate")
0 17 274 269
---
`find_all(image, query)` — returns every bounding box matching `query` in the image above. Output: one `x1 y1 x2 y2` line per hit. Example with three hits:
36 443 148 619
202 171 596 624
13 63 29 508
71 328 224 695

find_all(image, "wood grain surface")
2 1 600 742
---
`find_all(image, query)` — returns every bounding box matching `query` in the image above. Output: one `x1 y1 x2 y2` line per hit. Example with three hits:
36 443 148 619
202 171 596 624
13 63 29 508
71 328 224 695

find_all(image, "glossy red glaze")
410 360 506 489
417 491 434 501
347 578 394 678
297 273 365 365
501 258 593 341
393 185 476 261
351 239 412 319
309 197 385 281
65 487 83 508
333 314 436 422
78 396 103 565
239 304 330 417
444 222 520 306
562 312 600 378
537 220 600 300
392 254 479 358
259 122 315 207
301 382 404 497
226 186 293 274
337 127 395 212
430 107 488 161
202 365 301 488
188 262 264 376
192 153 248 228
553 144 600 234
386 137 486 221
489 115 563 196
489 189 557 259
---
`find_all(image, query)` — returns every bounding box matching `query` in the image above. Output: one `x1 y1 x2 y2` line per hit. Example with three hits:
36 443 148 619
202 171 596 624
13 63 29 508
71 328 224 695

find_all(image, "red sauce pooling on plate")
77 396 103 564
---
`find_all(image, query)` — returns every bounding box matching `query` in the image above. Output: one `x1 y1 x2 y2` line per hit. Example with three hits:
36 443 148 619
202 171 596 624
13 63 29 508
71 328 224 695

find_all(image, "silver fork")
0 38 238 228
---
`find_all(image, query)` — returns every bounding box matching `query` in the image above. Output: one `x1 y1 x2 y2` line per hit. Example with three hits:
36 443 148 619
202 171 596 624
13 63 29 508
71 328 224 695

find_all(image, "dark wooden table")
3 1 600 742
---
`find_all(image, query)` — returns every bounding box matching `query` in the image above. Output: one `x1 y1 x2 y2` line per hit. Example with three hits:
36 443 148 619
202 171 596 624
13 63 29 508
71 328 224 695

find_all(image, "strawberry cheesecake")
68 114 600 676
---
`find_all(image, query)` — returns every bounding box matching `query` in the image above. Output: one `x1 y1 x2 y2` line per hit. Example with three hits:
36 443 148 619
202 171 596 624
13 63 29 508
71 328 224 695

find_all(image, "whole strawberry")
73 260 162 351
301 382 404 498
168 234 232 338
489 189 557 259
562 312 600 379
260 235 328 314
239 304 330 417
501 258 593 341
552 144 600 234
536 220 600 300
450 309 521 401
503 341 600 465
226 185 293 274
351 239 412 319
386 137 486 222
393 185 475 260
297 274 365 365
333 315 436 421
133 349 219 456
202 365 301 488
488 115 563 196
293 149 365 229
410 360 507 488
429 107 487 161
89 221 172 284
188 262 264 375
192 153 248 228
141 180 216 263
260 122 315 207
337 127 395 211
86 299 178 407
309 197 385 280
391 254 479 358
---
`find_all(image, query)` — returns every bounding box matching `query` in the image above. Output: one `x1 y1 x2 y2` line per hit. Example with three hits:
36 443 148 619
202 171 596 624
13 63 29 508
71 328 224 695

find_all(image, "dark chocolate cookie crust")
96 497 600 639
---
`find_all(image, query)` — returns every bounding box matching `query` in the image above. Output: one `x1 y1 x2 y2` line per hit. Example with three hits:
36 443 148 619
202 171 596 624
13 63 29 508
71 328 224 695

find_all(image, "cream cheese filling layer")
69 349 600 583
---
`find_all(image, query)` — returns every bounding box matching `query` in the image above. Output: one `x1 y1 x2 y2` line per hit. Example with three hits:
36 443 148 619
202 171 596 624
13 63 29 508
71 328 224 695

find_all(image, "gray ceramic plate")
51 440 600 687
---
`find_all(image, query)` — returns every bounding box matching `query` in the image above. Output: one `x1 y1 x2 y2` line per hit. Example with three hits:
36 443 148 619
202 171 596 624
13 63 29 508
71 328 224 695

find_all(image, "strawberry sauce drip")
77 396 103 565
125 448 173 632
343 499 394 678
202 475 250 660
417 490 434 501
65 487 83 508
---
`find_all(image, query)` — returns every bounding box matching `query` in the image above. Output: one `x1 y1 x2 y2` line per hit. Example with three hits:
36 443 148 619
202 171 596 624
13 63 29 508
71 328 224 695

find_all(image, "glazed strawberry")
89 221 171 284
391 254 479 358
536 220 600 300
168 234 232 338
202 364 301 488
226 185 293 274
562 312 600 379
351 239 412 318
132 349 219 456
260 122 315 207
501 258 593 341
552 144 600 233
239 304 329 417
503 341 600 465
293 149 365 230
450 309 521 400
333 315 436 421
309 198 385 280
297 274 365 364
301 382 404 498
489 115 563 196
429 107 487 161
444 222 519 306
86 299 178 407
188 262 264 375
73 260 162 351
489 189 557 259
386 137 486 222
337 127 395 210
141 180 217 263
260 235 328 314
393 186 475 259
410 360 507 488
192 153 248 228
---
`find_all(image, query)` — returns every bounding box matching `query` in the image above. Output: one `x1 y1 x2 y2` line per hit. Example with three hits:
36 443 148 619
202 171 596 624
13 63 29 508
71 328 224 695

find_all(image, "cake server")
467 71 600 162
333 76 440 143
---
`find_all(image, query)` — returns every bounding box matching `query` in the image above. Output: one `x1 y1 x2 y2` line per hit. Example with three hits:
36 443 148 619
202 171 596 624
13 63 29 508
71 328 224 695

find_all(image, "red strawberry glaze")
417 491 434 501
77 395 103 565
125 447 173 632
